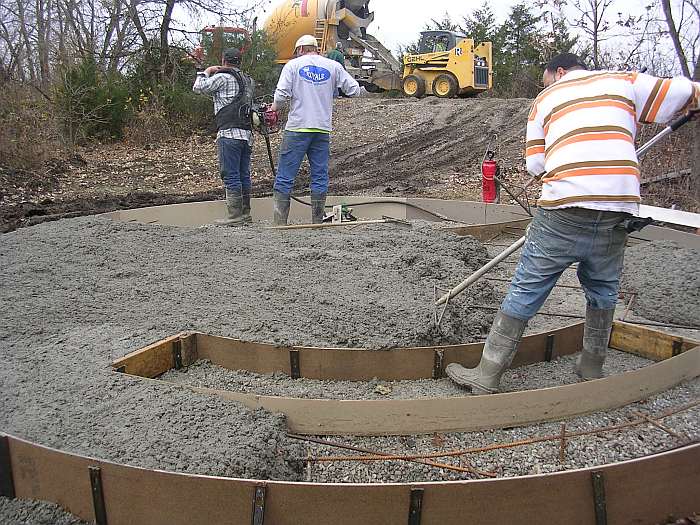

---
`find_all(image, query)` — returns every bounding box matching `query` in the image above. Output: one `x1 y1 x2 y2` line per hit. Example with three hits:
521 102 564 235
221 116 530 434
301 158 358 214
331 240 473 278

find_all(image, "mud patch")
0 189 225 234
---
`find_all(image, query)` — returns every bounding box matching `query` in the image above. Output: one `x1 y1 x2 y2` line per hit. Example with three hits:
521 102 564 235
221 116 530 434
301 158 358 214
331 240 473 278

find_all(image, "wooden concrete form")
104 196 700 248
1 433 698 524
445 218 530 241
112 323 700 436
104 196 529 227
113 323 586 381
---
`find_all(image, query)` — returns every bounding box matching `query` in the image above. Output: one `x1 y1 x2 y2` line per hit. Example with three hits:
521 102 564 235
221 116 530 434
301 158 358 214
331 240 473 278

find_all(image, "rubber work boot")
446 311 527 394
574 306 615 380
241 188 252 224
215 189 246 226
273 190 291 226
311 192 326 224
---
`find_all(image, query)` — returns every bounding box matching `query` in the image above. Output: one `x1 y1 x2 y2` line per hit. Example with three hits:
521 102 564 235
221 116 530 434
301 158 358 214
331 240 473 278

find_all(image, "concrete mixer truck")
263 0 402 92
263 1 493 97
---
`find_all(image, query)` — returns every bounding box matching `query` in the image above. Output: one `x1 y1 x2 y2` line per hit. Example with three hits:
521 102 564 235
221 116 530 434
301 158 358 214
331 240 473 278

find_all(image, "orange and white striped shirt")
526 70 700 213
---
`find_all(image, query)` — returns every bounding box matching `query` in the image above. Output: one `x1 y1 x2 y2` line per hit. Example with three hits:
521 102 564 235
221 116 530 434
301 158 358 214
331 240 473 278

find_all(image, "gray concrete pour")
0 214 698 522
0 496 88 525
0 216 496 485
623 240 700 327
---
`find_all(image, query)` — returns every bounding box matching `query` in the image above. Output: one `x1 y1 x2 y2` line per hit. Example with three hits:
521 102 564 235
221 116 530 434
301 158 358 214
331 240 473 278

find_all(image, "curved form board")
103 196 700 248
186 346 700 435
113 322 700 436
113 322 588 381
1 433 698 525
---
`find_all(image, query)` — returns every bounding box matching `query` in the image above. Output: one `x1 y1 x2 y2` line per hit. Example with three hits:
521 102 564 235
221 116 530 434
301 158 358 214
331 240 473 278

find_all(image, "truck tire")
433 73 458 98
403 75 426 98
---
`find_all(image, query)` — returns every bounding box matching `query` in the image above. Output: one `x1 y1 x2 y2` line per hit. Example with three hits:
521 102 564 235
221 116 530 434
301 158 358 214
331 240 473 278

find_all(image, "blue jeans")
501 208 630 321
273 131 330 195
217 137 251 192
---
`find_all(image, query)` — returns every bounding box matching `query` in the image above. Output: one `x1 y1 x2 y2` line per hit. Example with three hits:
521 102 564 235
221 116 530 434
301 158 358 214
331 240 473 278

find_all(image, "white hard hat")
294 35 318 50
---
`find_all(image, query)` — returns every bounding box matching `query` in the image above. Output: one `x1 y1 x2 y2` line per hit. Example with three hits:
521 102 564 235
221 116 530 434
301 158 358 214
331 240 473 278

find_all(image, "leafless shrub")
0 81 63 170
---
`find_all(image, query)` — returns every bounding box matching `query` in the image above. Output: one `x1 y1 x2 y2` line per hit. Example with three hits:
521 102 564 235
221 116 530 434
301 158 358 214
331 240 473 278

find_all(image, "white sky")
190 0 695 75
253 0 654 55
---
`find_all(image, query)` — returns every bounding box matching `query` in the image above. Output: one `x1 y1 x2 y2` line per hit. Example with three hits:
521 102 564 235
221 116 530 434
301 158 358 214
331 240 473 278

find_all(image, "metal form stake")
289 350 301 379
544 334 555 362
89 466 108 525
672 340 683 357
591 471 607 525
172 339 183 370
408 487 424 525
433 350 444 379
251 484 266 525
0 435 15 498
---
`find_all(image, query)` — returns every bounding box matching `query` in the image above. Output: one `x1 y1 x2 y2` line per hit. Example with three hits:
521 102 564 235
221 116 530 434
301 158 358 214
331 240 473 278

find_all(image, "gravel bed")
303 377 700 483
160 349 651 399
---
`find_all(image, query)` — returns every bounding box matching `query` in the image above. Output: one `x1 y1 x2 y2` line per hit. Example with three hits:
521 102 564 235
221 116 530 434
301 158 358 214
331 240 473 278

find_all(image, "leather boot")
241 188 252 224
311 192 326 224
215 189 246 226
446 311 527 394
575 306 615 380
273 190 291 226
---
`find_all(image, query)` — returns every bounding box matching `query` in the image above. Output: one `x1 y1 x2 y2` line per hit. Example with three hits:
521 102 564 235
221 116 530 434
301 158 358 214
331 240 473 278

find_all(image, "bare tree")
570 0 614 68
660 0 700 196
661 0 692 76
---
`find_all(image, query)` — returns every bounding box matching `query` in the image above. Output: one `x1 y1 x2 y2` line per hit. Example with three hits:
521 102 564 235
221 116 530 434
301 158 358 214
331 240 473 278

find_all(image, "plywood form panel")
9 436 96 521
447 218 532 240
190 347 700 435
5 434 699 525
610 321 699 361
195 323 584 381
111 334 183 378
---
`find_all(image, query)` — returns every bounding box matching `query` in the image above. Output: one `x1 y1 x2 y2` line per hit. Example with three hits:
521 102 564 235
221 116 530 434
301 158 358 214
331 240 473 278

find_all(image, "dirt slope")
1 96 696 232
329 97 531 196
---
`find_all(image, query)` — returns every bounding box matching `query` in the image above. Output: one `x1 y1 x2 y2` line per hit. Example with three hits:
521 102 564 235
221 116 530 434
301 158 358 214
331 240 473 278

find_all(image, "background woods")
1 0 698 205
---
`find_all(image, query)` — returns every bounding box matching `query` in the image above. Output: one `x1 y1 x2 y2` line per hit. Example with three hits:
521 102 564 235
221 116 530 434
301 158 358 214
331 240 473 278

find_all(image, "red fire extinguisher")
482 150 500 203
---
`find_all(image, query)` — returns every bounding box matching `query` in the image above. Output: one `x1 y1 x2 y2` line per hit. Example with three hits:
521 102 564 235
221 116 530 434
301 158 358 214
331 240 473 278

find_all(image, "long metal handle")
435 237 525 306
434 112 696 307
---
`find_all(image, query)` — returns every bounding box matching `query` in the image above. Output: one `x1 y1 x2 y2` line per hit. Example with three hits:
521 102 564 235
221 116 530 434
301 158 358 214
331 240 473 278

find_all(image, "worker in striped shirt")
447 53 699 394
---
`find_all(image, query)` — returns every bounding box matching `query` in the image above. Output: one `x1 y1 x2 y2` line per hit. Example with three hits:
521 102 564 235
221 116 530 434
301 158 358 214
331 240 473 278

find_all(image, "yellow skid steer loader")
402 30 493 98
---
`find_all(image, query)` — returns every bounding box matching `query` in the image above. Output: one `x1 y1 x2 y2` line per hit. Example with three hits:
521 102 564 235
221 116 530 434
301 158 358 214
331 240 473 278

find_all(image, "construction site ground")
1 97 699 524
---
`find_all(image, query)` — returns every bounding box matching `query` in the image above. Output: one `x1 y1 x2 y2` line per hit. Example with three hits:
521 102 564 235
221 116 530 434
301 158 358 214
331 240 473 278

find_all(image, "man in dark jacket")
193 48 255 225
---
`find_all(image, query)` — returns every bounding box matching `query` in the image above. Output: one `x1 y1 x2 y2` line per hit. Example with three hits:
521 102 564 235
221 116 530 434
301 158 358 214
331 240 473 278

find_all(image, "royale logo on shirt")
299 65 331 84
